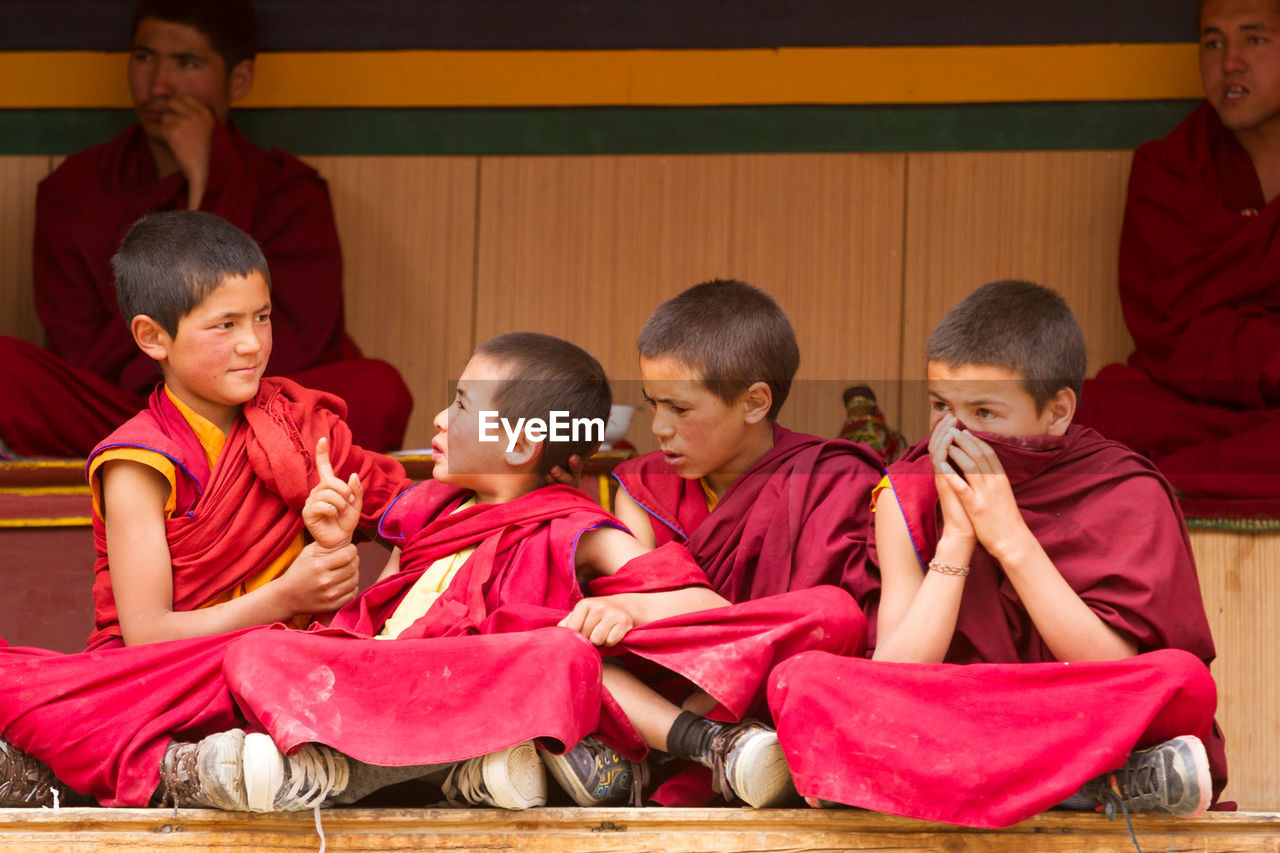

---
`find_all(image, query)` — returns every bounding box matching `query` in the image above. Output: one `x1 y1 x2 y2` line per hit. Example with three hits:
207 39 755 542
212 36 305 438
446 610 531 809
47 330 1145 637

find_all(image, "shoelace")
1097 774 1144 853
629 759 649 808
275 744 349 811
705 726 736 803
442 758 486 807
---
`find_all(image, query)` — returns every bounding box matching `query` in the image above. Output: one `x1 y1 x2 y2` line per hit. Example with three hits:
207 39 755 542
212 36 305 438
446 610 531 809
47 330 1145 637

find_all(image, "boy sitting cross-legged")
164 332 864 812
0 210 407 807
768 280 1226 828
546 279 884 808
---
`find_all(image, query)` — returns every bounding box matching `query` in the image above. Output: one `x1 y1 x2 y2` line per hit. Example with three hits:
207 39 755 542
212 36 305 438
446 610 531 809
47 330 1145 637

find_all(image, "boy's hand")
558 596 635 646
545 454 584 489
280 542 361 615
933 424 1028 560
303 436 363 549
929 415 975 543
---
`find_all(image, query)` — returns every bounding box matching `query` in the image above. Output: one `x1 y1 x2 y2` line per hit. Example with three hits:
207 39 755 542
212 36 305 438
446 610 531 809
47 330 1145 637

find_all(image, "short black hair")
112 211 270 337
636 279 800 420
132 0 259 68
473 333 613 476
925 280 1087 411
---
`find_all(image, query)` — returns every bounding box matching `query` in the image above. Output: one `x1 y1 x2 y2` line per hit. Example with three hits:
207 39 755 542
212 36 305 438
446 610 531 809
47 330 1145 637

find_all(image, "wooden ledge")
0 807 1275 853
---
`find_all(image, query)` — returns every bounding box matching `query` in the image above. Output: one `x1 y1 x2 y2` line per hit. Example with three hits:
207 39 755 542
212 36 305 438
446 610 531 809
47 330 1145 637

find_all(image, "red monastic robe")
1076 102 1280 499
768 425 1226 827
0 122 411 454
613 423 884 623
226 483 865 766
85 377 409 651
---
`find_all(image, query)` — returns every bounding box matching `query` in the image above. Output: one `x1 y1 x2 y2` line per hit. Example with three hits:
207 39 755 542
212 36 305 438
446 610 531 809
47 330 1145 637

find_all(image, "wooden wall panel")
899 151 1134 441
1192 529 1280 811
305 156 479 450
0 156 53 343
473 153 906 450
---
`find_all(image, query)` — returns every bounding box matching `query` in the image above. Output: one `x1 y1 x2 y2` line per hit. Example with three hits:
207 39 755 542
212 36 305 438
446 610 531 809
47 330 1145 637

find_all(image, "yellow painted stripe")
0 486 91 496
0 517 93 528
0 44 1204 108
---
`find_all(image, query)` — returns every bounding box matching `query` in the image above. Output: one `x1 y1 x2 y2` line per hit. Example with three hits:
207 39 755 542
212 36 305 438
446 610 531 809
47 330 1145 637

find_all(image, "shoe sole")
727 730 797 809
1169 735 1212 818
541 749 602 807
483 742 546 810
243 733 285 813
197 729 249 811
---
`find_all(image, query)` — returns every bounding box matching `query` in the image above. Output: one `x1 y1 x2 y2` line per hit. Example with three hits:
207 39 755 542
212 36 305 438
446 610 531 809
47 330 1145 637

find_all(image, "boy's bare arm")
941 427 1139 661
104 460 361 646
612 489 657 549
562 526 729 645
871 484 970 663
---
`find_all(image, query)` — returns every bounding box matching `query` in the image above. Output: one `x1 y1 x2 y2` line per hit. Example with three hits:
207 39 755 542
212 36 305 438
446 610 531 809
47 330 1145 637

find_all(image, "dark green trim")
0 102 1200 157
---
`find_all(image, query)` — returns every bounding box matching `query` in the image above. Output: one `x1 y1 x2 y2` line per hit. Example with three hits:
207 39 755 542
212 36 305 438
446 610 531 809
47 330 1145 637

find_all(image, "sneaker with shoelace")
440 742 546 810
242 733 351 812
0 739 63 807
701 720 797 809
160 730 250 810
542 737 633 806
1076 735 1211 819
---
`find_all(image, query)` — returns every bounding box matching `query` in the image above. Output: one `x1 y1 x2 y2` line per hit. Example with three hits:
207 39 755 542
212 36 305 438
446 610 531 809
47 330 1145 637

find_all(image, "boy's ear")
130 315 171 362
1043 387 1077 436
741 381 773 425
503 433 542 470
228 58 255 102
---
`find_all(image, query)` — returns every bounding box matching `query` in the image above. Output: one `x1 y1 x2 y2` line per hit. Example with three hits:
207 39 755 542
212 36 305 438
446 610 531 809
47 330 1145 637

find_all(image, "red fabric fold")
613 423 883 619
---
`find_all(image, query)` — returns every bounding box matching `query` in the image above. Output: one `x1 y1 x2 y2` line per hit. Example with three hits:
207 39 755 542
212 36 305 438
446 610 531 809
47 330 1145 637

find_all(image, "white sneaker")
242 733 350 812
710 721 797 808
441 742 546 810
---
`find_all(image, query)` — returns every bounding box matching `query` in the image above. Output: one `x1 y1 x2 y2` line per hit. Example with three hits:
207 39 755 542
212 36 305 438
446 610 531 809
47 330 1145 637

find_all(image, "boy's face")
639 355 763 482
129 18 236 142
927 361 1067 437
431 353 511 491
160 271 272 427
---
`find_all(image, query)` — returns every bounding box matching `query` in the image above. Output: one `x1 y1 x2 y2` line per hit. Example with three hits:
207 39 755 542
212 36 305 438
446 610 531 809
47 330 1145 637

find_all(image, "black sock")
665 710 724 766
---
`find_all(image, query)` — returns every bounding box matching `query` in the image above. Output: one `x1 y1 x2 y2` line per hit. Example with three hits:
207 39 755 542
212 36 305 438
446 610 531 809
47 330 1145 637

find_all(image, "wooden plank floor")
1 807 1277 853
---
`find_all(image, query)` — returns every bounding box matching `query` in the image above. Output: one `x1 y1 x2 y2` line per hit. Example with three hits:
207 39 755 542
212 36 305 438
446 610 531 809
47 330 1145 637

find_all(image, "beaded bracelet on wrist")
927 558 970 577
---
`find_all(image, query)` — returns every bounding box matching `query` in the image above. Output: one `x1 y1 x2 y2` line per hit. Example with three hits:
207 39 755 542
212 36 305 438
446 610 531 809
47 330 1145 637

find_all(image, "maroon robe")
613 423 884 627
85 377 409 651
0 121 411 454
768 425 1225 827
1076 102 1280 499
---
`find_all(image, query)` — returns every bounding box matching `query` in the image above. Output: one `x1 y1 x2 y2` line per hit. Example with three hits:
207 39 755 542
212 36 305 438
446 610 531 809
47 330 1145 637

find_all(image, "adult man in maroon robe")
0 0 412 456
1077 0 1280 498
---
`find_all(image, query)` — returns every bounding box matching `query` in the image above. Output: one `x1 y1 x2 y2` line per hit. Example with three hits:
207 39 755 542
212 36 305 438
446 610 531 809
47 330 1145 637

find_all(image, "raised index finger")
315 436 335 482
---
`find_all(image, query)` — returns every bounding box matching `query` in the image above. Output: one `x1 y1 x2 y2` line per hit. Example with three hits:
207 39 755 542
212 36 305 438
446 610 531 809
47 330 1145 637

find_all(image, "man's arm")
940 428 1139 662
612 488 657 548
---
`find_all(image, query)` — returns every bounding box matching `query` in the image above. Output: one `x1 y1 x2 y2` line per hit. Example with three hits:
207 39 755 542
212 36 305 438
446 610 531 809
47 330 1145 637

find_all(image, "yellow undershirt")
89 386 306 619
376 498 478 640
871 475 890 512
699 477 720 511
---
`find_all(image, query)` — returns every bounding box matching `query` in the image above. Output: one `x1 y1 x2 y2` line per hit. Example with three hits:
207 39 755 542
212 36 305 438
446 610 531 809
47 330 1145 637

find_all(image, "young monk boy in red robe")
1076 0 1280 498
0 0 411 455
546 279 883 808
0 208 408 806
769 280 1225 828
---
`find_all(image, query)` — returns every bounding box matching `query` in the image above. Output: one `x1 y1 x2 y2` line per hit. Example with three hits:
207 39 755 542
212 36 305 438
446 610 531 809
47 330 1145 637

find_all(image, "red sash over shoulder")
1120 102 1280 408
613 423 883 614
85 378 408 650
884 424 1214 664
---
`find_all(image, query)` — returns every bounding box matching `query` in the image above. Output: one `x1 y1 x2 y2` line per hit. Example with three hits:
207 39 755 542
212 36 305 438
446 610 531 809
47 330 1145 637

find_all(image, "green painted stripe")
0 103 1198 157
